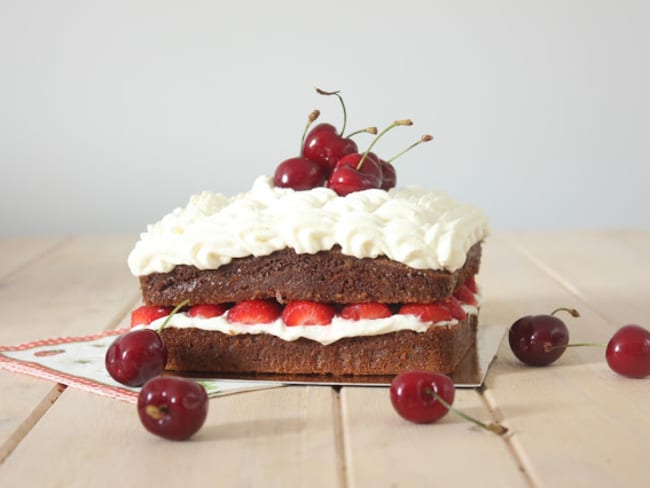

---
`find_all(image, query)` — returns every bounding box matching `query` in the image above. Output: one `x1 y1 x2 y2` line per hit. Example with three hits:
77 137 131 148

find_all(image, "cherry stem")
387 134 433 163
429 389 508 436
157 299 190 332
550 307 580 318
300 109 321 155
316 88 347 136
345 126 378 138
357 119 413 171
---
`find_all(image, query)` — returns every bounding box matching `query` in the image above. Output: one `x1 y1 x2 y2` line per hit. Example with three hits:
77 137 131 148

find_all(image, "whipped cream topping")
128 176 489 276
146 303 478 346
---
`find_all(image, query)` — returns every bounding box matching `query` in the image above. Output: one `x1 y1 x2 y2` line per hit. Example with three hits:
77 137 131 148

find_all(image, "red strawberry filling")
132 278 479 328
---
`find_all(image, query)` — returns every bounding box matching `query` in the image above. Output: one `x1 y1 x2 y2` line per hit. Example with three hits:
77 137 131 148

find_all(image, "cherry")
303 89 359 171
390 371 507 434
327 120 413 196
606 324 650 378
390 371 454 423
379 160 396 190
274 109 327 191
106 300 187 386
273 157 327 190
327 152 383 196
105 328 167 387
509 308 579 366
303 123 358 172
138 376 208 441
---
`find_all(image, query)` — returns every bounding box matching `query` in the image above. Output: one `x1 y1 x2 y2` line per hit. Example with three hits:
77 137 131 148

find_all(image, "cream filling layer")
147 304 478 346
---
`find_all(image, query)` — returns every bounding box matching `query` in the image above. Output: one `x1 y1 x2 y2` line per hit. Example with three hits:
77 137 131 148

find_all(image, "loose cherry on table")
606 324 650 378
508 307 579 366
138 376 209 441
105 300 188 387
390 371 507 434
105 329 168 387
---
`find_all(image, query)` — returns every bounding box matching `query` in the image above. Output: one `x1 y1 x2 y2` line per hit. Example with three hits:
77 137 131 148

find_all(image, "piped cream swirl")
128 176 489 276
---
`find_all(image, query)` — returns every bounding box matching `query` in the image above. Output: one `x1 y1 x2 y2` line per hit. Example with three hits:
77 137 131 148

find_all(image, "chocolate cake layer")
161 314 478 376
141 243 482 306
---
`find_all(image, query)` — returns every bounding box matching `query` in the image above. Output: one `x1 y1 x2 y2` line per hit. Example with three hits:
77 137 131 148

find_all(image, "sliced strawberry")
442 296 467 320
340 303 392 321
282 301 336 326
188 304 228 319
465 275 478 294
227 300 282 325
398 303 453 323
131 305 174 327
453 285 477 306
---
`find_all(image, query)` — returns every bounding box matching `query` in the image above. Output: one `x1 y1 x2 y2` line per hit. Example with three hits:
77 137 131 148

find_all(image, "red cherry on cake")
274 109 326 191
131 305 173 327
379 160 396 190
327 152 383 196
302 89 359 171
328 119 414 196
390 371 455 424
282 301 336 326
188 304 228 319
273 157 327 191
606 324 650 378
399 303 454 323
138 376 208 441
340 303 392 321
303 123 359 172
508 308 579 366
227 299 282 324
105 329 167 387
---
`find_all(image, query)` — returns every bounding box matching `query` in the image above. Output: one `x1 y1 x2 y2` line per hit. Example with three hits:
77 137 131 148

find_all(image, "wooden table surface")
0 231 648 487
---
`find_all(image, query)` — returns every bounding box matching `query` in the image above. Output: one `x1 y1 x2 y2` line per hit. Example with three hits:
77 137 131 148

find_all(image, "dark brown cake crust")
141 243 482 306
161 314 478 376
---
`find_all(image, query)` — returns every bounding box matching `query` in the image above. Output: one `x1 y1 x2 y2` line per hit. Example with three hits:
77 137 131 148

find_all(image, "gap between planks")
0 384 67 464
331 387 349 488
478 386 538 488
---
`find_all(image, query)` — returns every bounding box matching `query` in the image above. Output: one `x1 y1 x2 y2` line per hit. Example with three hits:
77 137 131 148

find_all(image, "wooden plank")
0 236 139 462
0 235 139 345
505 230 650 324
0 237 66 279
340 386 528 487
478 233 650 487
0 386 341 487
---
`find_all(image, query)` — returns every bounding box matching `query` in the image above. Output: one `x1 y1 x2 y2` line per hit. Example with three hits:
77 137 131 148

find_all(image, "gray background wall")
1 0 649 235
